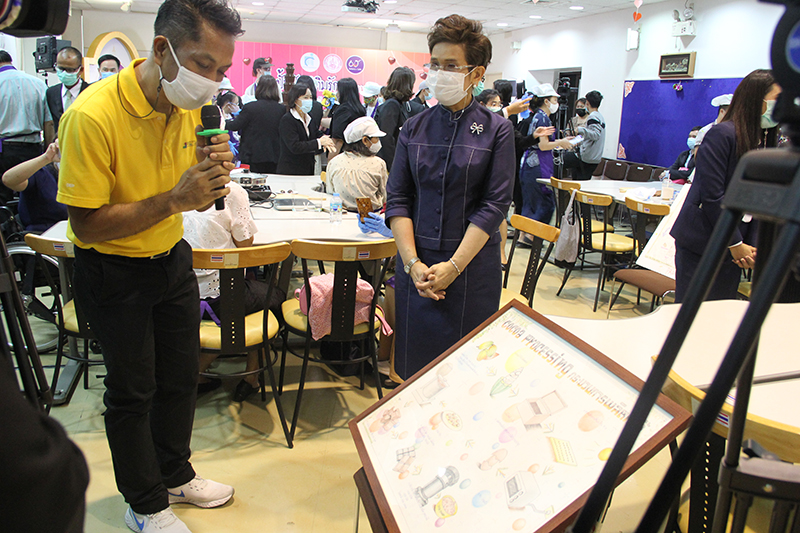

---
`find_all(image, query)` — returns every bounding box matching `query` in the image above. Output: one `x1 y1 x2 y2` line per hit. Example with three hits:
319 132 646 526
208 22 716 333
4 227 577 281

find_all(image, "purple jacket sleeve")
384 122 414 223
466 118 515 236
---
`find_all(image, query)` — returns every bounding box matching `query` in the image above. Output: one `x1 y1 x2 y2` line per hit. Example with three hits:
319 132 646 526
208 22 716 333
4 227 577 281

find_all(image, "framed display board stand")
350 301 691 533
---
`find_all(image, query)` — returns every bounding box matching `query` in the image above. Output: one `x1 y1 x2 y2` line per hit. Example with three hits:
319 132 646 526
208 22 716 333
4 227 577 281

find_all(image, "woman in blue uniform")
386 14 515 380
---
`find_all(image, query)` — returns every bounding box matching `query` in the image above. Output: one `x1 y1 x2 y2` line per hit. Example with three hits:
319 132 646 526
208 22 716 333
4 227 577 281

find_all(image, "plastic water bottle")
330 193 342 224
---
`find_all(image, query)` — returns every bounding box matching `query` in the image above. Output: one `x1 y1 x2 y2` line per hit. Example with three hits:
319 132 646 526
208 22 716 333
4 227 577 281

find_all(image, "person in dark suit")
227 75 285 174
329 77 366 156
46 47 90 134
296 75 324 138
659 126 701 183
375 66 414 172
671 69 780 302
277 84 334 175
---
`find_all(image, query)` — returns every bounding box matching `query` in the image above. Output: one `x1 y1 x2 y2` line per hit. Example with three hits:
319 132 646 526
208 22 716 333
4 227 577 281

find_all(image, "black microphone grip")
200 105 228 211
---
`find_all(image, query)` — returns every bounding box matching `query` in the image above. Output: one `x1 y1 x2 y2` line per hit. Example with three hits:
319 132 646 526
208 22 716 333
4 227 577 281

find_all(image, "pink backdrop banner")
226 41 431 96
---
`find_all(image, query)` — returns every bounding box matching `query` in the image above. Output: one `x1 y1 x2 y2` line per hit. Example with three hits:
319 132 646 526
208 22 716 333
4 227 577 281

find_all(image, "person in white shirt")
327 117 388 211
361 81 382 119
695 93 733 145
241 57 270 104
183 181 285 402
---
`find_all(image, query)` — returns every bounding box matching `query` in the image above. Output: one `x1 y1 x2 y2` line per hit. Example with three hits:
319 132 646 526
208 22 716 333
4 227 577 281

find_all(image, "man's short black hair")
58 46 83 63
691 126 702 133
0 50 12 64
154 0 244 49
585 90 603 109
98 54 121 68
576 97 588 105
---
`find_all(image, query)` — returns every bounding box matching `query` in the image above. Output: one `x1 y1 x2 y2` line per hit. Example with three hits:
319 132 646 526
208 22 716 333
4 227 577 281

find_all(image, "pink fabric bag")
294 273 393 341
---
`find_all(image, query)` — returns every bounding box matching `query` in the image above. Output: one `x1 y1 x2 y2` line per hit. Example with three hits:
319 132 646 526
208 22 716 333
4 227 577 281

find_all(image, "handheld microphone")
199 104 228 210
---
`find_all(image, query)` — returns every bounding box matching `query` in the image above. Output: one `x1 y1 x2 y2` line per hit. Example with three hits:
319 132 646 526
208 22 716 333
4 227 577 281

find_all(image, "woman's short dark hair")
427 14 492 68
337 78 366 118
217 91 240 107
296 75 318 101
475 89 500 105
494 80 513 106
0 50 12 64
576 97 588 106
342 138 373 157
154 0 243 49
285 83 310 112
255 75 280 102
722 69 778 158
252 57 268 77
385 67 415 102
585 90 603 109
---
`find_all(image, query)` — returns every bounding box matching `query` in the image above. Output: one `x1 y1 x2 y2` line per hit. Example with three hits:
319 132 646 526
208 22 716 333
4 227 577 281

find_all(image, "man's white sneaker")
167 475 234 508
125 507 192 533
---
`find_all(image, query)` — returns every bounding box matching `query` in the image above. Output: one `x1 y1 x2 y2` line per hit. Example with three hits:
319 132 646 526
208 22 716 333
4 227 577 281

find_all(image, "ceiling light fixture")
569 5 584 10
252 1 264 4
529 15 542 18
497 22 509 26
386 23 401 32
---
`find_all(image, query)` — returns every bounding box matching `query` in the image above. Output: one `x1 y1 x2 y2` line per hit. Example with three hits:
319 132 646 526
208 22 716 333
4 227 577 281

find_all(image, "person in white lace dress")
183 181 285 401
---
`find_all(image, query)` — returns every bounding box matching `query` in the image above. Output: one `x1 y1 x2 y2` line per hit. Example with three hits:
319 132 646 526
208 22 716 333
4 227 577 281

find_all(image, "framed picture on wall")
658 52 696 78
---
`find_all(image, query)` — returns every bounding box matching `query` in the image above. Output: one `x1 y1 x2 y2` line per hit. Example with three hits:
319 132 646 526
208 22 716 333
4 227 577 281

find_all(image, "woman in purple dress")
386 15 515 380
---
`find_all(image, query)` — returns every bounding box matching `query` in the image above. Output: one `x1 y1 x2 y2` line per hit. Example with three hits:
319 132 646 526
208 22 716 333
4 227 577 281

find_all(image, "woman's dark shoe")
233 379 260 402
197 378 222 395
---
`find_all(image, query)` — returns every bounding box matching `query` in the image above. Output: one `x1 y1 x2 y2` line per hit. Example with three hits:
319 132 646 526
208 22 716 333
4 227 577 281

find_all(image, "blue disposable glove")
358 212 393 238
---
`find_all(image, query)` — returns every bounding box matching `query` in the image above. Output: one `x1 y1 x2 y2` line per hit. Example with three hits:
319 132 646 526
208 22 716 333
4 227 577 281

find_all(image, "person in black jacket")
671 69 780 302
296 75 324 138
227 75 284 174
375 66 415 172
46 47 90 134
329 77 366 157
277 84 334 175
659 126 700 183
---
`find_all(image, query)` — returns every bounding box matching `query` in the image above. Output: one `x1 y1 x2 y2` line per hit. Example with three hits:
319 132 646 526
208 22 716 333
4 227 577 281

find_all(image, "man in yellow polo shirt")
56 1 243 531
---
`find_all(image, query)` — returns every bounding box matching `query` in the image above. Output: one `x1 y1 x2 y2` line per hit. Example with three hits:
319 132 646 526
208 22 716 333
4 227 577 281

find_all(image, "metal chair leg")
557 264 574 296
263 343 293 448
290 335 313 441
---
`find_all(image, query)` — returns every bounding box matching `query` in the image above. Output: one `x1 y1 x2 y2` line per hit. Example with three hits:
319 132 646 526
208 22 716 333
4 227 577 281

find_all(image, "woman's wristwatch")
404 256 420 274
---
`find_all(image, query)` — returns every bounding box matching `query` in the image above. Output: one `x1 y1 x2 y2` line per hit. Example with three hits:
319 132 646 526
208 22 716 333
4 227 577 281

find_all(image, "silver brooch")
470 122 484 135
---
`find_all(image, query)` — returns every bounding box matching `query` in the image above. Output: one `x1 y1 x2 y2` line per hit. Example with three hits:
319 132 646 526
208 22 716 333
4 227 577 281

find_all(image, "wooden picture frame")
659 52 697 78
350 300 691 533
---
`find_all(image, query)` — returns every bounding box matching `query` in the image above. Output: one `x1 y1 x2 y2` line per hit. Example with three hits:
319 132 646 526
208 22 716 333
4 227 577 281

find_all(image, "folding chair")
626 163 655 182
603 160 629 181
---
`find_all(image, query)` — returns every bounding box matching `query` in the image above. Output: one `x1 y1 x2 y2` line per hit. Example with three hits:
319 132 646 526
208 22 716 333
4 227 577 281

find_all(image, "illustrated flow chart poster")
351 302 690 533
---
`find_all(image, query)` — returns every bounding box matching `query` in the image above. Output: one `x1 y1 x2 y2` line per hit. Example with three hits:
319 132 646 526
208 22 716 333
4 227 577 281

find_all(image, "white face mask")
159 39 221 110
487 105 503 114
761 99 778 129
368 139 382 154
548 101 559 114
427 69 472 107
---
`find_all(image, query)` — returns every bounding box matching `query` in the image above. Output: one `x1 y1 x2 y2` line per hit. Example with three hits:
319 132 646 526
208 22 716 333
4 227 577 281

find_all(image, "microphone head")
201 104 224 130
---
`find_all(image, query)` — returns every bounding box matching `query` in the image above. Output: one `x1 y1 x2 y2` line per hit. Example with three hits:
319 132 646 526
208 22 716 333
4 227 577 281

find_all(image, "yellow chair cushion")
591 220 615 233
63 299 80 334
199 310 280 350
499 288 527 309
590 233 634 253
281 298 383 336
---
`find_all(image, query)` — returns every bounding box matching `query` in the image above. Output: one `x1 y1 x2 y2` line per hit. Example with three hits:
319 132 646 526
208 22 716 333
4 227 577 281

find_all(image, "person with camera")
561 90 606 180
519 84 573 227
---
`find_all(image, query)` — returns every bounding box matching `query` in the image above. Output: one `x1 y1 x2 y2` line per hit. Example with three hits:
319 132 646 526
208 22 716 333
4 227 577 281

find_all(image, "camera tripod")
0 228 53 412
567 2 800 532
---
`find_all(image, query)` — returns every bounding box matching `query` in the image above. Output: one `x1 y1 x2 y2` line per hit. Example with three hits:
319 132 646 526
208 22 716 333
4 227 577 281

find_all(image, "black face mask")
576 108 587 117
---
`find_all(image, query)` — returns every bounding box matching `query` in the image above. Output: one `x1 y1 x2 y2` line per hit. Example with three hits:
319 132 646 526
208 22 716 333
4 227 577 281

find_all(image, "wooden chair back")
192 243 291 354
624 197 670 256
574 191 613 251
504 215 560 307
604 160 629 181
627 164 655 182
290 239 396 341
25 233 74 258
592 158 609 177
